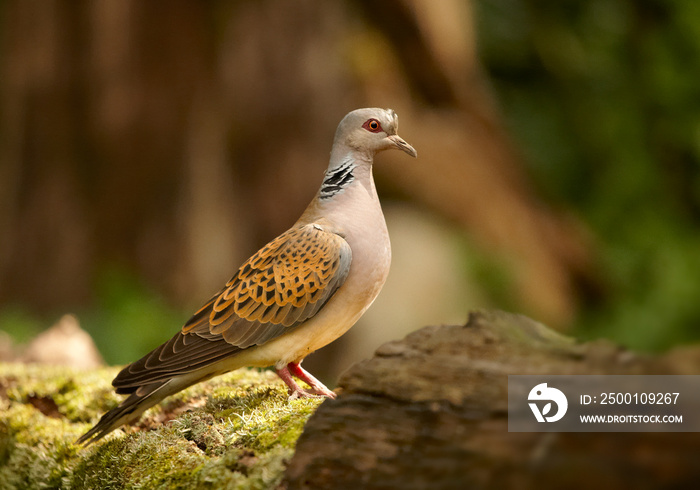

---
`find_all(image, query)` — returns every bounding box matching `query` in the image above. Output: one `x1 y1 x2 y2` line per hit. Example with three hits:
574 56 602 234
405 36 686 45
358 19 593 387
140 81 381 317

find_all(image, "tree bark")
284 310 700 490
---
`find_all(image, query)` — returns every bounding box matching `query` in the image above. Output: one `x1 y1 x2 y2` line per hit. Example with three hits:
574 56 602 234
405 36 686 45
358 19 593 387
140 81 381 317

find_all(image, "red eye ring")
362 118 383 133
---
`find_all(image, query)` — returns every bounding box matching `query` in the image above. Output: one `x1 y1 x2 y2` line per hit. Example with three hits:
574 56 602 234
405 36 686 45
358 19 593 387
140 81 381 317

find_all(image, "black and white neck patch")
320 157 356 200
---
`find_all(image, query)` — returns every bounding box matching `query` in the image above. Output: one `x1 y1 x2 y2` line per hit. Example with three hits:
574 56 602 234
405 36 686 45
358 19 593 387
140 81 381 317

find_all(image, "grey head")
331 108 417 161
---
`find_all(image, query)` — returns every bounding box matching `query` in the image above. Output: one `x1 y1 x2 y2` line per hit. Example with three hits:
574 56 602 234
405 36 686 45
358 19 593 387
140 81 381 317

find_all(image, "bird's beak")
388 134 417 158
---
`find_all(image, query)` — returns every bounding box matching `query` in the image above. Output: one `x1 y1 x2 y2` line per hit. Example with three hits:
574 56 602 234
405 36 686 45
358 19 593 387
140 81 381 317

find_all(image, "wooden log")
283 310 700 489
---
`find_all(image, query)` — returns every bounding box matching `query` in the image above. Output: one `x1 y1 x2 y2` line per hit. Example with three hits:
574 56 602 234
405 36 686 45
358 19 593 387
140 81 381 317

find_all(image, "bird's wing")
183 223 352 344
112 223 351 391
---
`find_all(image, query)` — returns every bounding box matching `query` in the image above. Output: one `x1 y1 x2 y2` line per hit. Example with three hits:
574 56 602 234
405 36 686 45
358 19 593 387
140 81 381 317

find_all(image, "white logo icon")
528 383 568 422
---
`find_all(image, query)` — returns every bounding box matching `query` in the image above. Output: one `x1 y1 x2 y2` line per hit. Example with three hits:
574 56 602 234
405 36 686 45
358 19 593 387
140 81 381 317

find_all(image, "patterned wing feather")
183 223 352 346
112 224 351 391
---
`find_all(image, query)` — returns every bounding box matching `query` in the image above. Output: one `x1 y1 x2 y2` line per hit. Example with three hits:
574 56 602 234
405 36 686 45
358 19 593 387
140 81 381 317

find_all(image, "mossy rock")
0 362 322 489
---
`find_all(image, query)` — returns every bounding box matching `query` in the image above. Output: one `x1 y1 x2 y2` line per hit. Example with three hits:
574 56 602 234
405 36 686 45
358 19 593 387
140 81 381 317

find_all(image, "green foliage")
0 363 323 489
0 267 187 366
0 307 46 345
81 266 189 365
476 0 700 350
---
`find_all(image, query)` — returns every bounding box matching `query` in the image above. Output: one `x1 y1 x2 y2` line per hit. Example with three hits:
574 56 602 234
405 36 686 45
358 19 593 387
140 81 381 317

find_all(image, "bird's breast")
239 177 392 368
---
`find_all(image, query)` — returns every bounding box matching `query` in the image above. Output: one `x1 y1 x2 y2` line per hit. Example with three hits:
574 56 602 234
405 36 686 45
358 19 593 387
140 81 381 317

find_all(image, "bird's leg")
275 363 337 399
287 361 337 399
275 364 318 399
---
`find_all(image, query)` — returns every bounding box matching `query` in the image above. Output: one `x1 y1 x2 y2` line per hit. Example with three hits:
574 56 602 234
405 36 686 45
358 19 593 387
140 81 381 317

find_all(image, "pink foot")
275 362 337 399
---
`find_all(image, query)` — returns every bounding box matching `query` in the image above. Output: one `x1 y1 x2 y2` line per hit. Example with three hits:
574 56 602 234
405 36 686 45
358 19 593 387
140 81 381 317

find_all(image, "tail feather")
111 332 240 392
77 380 172 446
77 331 244 446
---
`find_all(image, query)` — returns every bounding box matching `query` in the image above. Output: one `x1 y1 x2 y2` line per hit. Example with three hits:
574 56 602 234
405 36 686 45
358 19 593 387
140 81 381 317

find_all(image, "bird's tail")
77 379 174 446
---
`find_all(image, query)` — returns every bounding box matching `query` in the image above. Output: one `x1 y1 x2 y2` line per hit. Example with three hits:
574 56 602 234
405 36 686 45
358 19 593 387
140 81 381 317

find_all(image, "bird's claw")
287 387 336 400
277 362 337 400
288 389 323 400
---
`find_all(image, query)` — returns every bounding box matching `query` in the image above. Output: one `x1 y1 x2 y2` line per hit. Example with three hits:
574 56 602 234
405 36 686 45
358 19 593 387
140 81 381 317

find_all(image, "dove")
78 108 417 445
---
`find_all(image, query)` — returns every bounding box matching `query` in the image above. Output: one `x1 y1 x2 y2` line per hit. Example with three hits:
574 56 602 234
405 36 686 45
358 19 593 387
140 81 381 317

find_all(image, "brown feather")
111 223 351 391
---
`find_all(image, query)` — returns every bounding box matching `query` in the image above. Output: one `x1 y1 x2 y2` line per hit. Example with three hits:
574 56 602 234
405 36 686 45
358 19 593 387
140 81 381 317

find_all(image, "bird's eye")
362 118 383 133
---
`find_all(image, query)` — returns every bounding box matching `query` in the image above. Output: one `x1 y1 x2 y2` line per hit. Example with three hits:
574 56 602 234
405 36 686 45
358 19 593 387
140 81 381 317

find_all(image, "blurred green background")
1 0 699 379
477 0 700 348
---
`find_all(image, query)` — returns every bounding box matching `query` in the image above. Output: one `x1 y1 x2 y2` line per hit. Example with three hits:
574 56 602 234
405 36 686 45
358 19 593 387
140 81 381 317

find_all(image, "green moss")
0 362 323 489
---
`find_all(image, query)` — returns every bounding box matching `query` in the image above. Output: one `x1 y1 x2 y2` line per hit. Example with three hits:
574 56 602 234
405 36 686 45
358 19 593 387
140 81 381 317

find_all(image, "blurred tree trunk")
0 0 597 328
0 0 94 308
354 0 597 326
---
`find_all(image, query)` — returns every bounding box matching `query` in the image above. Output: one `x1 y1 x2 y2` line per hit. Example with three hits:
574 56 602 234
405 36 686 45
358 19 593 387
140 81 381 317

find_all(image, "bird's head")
333 108 417 159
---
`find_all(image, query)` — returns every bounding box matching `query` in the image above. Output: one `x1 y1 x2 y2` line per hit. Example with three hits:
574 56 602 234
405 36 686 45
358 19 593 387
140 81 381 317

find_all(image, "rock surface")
0 314 104 368
22 314 104 368
284 310 700 489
